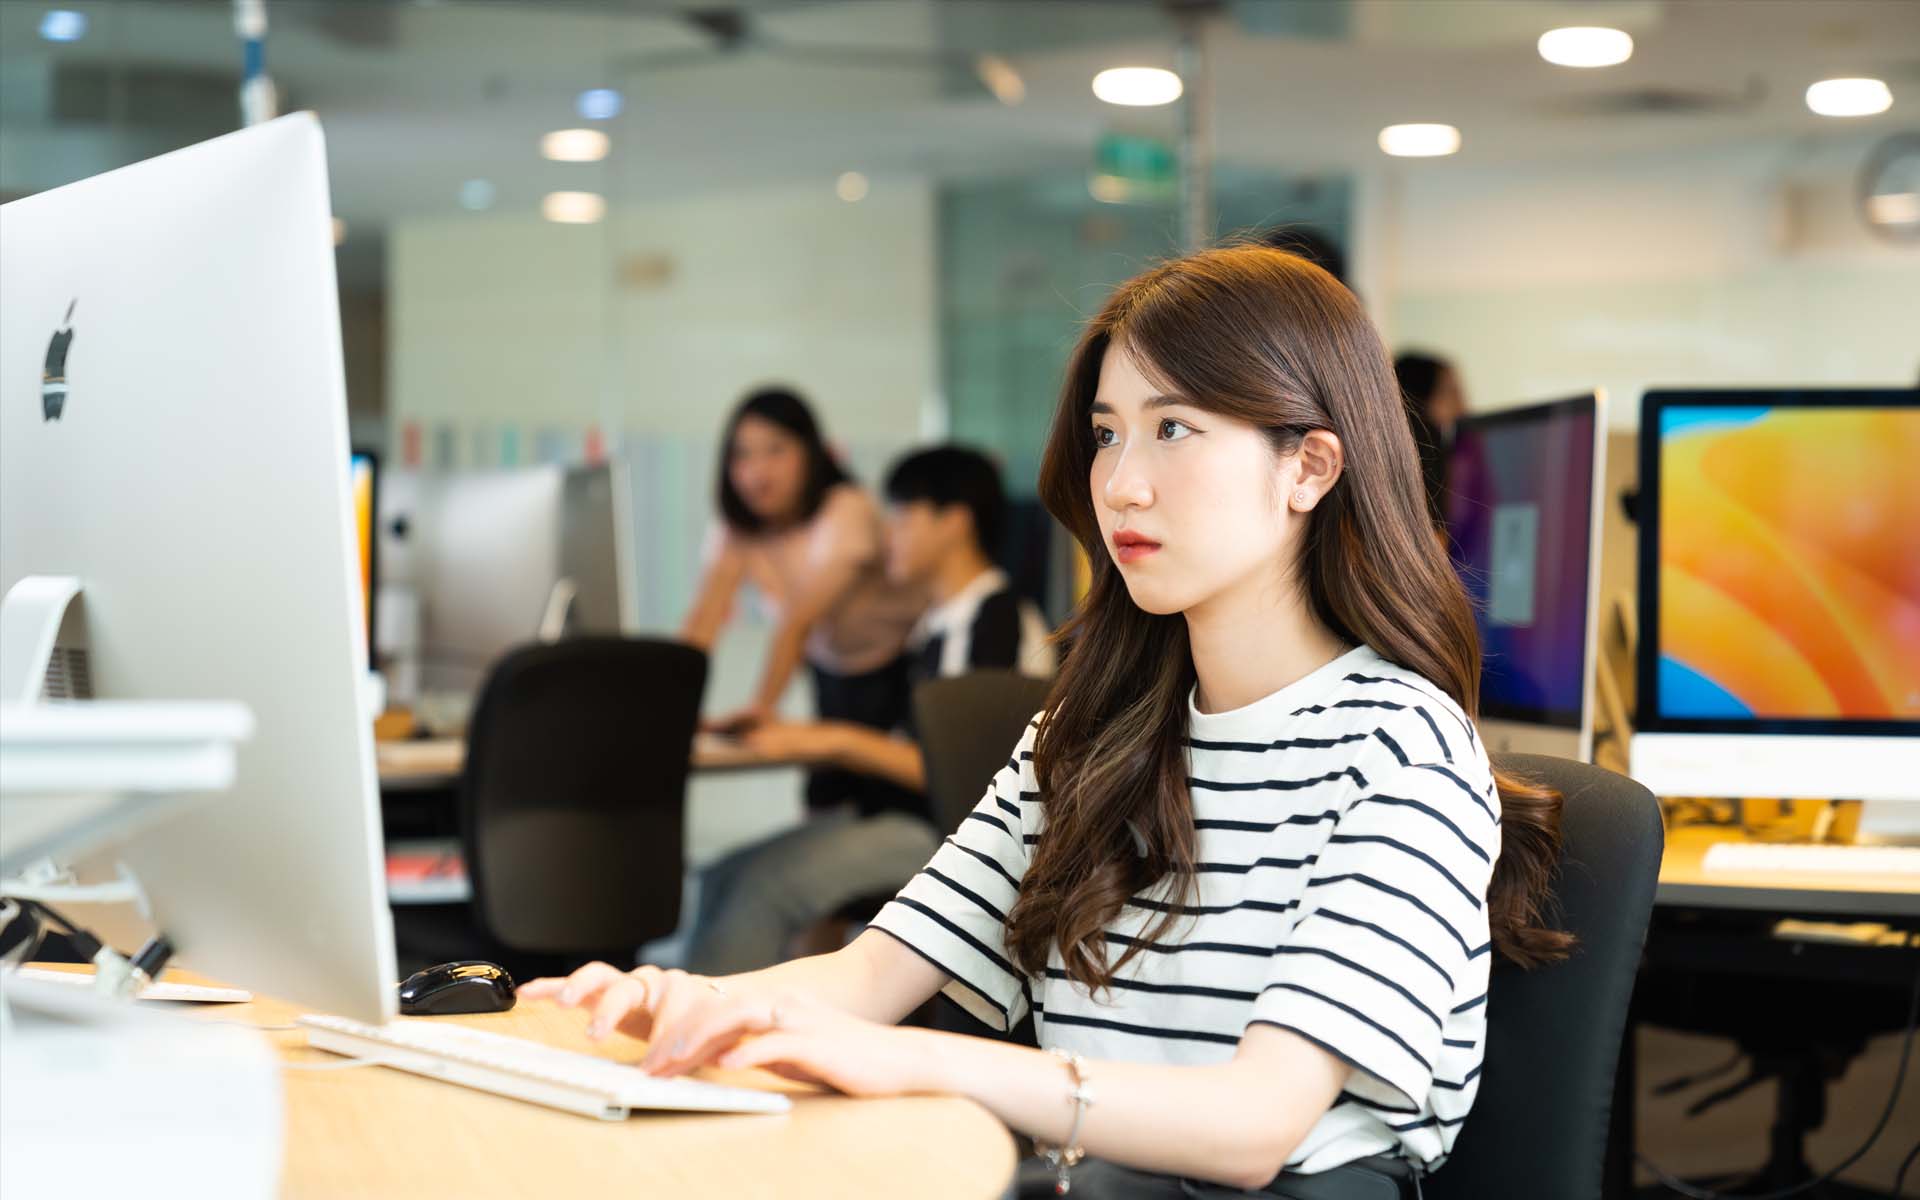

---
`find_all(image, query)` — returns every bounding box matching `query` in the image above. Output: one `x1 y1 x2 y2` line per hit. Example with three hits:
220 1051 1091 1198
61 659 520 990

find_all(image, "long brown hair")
1011 245 1572 993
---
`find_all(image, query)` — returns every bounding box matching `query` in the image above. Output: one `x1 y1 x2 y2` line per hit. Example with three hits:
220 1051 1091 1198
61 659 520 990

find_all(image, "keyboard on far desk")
1702 841 1920 877
298 1014 792 1120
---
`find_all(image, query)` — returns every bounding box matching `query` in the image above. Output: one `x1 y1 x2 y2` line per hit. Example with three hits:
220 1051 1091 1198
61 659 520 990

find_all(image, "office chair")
392 638 706 982
910 669 1052 1043
911 669 1053 837
1423 754 1664 1200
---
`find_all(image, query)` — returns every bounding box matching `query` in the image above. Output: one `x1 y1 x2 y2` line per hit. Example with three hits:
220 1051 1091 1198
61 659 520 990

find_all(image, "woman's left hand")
702 702 775 736
718 1002 940 1099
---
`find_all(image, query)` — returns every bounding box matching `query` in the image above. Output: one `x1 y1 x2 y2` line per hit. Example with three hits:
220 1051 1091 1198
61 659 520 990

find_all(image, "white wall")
388 179 938 623
1366 137 1920 427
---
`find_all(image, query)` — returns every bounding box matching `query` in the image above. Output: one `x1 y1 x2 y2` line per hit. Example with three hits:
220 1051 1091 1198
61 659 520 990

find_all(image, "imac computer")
377 462 637 707
0 114 396 1021
1444 392 1606 761
1630 390 1920 801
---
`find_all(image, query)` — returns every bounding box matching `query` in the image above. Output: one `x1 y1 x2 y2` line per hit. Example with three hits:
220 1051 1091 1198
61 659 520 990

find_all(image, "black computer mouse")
397 960 516 1016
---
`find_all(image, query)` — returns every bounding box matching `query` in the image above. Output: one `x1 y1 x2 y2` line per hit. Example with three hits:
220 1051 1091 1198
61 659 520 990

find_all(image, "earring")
1294 489 1310 507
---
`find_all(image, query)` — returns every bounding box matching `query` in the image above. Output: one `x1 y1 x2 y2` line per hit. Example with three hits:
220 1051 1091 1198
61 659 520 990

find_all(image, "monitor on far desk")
1444 391 1606 761
1630 389 1920 804
376 461 637 720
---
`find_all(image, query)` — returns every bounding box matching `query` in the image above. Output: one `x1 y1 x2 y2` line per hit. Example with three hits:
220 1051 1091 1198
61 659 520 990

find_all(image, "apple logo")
42 299 75 421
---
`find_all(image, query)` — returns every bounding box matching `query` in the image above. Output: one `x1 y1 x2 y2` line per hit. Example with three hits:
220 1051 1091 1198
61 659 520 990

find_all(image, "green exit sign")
1095 133 1175 184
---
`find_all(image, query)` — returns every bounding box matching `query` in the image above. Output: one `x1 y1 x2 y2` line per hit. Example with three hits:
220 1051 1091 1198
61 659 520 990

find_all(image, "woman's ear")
1289 430 1345 512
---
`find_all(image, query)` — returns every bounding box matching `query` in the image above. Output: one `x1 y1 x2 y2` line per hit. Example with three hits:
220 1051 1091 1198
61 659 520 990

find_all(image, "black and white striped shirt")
871 644 1497 1174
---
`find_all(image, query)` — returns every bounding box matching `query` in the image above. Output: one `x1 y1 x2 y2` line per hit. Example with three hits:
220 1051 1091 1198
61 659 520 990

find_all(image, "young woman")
680 386 927 816
534 248 1569 1198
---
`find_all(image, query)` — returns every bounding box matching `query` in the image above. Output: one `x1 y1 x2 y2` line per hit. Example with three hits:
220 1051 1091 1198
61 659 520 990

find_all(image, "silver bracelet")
1032 1048 1095 1195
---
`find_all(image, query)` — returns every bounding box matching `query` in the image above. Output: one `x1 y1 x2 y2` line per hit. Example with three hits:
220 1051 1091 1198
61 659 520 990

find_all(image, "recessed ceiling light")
542 191 605 224
577 88 623 121
1537 27 1633 68
1867 191 1920 228
835 172 869 203
1092 67 1182 107
1378 123 1461 158
39 10 86 42
458 179 495 212
1805 78 1892 118
541 128 610 163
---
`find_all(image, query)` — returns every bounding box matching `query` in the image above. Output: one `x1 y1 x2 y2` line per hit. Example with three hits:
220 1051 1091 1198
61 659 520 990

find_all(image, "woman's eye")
1091 426 1117 449
1159 418 1192 441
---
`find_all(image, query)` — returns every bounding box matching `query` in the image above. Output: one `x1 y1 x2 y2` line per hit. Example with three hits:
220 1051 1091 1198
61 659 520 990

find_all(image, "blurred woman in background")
680 386 926 818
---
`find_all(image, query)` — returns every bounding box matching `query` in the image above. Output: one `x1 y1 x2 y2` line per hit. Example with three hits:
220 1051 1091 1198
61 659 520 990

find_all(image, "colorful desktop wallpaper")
350 453 374 644
1657 406 1920 721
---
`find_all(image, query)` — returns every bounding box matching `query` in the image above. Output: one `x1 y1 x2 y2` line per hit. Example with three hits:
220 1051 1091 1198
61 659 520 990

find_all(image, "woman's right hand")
519 963 789 1077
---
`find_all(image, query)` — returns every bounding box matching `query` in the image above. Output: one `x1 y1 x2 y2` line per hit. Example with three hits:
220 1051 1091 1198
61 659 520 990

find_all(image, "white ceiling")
2 0 1917 238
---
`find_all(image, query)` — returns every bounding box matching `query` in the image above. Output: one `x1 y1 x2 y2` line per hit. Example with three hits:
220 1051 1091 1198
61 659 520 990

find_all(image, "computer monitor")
1631 389 1920 801
1444 392 1606 761
377 462 636 707
0 114 396 1020
351 450 378 670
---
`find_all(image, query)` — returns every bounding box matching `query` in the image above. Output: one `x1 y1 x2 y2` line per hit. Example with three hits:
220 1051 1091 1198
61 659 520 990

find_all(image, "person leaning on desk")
529 247 1571 1199
680 384 930 820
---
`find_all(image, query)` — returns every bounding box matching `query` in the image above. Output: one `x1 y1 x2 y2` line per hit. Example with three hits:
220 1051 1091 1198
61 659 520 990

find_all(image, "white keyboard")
1702 842 1920 877
299 1014 792 1120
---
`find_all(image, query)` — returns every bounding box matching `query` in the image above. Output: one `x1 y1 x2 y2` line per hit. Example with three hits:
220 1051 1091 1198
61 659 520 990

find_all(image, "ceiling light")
1805 78 1892 118
1092 67 1182 107
1537 27 1633 68
1867 191 1920 228
542 192 605 224
39 10 86 41
577 88 623 121
1378 123 1461 158
458 179 495 211
835 172 869 203
541 128 610 163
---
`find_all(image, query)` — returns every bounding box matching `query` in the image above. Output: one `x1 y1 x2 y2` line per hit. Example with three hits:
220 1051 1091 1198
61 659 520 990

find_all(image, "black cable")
14 898 104 962
1637 966 1920 1200
1893 1140 1919 1198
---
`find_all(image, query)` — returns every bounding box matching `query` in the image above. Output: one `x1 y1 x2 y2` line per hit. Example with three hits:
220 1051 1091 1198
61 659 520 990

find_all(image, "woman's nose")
1101 453 1153 512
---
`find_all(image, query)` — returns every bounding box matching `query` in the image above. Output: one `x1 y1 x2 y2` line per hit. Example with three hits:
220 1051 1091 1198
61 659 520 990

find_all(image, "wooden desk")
47 965 1016 1199
376 733 791 789
1655 825 1920 919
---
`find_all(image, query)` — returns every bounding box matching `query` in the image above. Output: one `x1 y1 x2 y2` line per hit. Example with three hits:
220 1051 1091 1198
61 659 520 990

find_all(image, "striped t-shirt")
871 644 1499 1175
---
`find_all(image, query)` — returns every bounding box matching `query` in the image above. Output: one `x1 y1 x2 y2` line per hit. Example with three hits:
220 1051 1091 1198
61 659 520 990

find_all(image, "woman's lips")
1113 531 1161 564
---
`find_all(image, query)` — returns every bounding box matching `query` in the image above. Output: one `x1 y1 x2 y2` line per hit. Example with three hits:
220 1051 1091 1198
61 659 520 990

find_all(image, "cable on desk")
1636 966 1920 1199
1892 1139 1918 1198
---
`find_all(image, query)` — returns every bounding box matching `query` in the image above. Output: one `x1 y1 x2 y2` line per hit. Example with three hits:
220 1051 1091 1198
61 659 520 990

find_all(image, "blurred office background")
5 2 1915 1186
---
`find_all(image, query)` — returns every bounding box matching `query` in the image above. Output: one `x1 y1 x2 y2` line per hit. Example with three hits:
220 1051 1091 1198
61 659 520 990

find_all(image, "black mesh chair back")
911 670 1054 836
458 637 706 954
1424 753 1664 1199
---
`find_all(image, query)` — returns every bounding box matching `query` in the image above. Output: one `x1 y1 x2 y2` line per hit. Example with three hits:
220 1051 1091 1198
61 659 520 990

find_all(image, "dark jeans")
806 656 922 819
1005 1155 1421 1200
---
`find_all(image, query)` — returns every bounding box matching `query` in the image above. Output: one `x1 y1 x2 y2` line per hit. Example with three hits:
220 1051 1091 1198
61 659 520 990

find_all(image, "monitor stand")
1480 716 1589 763
0 576 88 705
